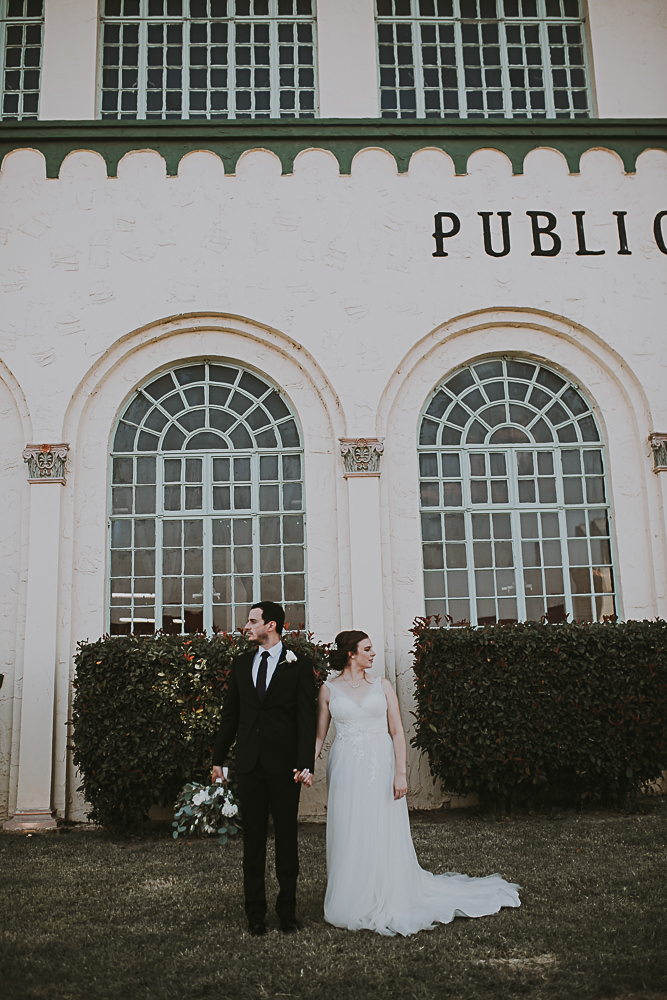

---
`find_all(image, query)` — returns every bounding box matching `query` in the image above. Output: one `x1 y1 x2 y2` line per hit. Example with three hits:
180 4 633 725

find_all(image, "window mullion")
138 17 148 119
559 506 574 621
229 17 236 119
253 452 262 613
538 15 555 118
511 507 527 621
252 455 262 610
412 17 426 119
182 12 190 120
499 18 513 119
202 465 213 632
453 13 467 119
463 508 476 624
154 453 165 631
155 519 163 633
270 14 279 118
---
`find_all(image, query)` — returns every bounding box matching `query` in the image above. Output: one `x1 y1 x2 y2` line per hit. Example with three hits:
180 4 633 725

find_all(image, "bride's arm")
382 679 408 800
314 683 332 761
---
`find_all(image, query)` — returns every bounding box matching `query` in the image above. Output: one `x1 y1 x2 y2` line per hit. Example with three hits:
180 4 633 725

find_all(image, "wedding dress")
323 677 521 936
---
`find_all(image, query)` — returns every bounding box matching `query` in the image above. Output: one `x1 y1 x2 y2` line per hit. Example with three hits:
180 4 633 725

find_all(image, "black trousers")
236 764 302 925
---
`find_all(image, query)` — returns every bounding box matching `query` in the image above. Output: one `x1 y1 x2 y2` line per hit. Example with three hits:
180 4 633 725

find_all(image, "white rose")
285 650 297 663
192 789 208 806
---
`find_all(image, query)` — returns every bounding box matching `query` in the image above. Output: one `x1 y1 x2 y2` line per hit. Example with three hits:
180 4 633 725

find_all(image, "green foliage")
410 617 667 811
71 631 329 832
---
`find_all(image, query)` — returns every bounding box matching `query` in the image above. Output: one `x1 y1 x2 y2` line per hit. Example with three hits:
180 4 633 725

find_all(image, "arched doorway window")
418 357 616 625
109 361 306 634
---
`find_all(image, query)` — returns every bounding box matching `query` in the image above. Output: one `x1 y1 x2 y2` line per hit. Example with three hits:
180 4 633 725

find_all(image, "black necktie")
256 650 269 702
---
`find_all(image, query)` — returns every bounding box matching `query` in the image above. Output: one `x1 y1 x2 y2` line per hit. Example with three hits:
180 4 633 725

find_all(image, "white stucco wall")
40 0 99 121
587 0 667 117
33 0 667 122
1 136 666 818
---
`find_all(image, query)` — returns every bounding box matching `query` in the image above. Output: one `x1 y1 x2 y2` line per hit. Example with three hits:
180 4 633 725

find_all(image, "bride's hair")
329 630 369 673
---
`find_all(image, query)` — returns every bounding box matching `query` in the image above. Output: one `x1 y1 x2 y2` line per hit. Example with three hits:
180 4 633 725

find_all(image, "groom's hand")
211 765 227 784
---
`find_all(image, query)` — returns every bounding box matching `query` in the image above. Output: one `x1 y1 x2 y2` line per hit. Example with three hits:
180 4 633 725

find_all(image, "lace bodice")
325 676 389 737
325 676 390 782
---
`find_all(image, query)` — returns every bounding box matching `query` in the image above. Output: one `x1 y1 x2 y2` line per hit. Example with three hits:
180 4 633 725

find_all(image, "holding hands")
213 764 312 786
294 767 313 786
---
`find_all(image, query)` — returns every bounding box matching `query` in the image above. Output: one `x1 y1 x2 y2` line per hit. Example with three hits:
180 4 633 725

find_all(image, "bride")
314 630 521 936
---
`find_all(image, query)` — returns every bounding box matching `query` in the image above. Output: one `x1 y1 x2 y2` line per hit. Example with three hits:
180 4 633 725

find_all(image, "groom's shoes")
279 917 300 934
248 922 267 936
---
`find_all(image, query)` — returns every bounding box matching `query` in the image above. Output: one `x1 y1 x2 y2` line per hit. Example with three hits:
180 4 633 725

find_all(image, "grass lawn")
1 803 665 1000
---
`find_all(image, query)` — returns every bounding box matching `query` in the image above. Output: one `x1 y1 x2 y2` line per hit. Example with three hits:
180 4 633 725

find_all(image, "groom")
211 601 316 935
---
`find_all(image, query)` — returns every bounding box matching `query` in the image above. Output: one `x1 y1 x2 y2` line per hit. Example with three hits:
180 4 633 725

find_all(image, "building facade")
1 0 666 826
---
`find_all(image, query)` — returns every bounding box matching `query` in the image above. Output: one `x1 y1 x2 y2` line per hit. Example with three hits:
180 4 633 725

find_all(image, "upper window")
100 0 317 120
0 0 43 121
376 0 591 119
418 358 616 626
109 362 307 635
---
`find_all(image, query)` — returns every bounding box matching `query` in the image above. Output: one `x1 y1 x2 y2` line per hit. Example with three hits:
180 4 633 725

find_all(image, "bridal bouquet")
173 779 241 845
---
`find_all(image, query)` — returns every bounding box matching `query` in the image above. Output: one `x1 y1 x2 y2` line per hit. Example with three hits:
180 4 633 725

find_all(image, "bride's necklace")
344 672 366 689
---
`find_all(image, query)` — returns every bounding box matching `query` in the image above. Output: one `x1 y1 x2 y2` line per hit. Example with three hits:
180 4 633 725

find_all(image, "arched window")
418 357 616 625
109 361 306 634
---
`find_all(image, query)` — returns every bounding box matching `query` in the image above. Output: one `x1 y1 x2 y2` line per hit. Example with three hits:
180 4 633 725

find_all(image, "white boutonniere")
285 650 297 663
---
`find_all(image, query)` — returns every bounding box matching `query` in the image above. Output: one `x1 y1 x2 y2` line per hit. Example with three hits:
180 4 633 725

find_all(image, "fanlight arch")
109 361 306 634
418 357 616 625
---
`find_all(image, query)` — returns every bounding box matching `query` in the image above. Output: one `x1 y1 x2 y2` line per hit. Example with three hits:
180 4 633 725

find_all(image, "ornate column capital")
23 443 70 484
339 438 384 478
649 433 667 473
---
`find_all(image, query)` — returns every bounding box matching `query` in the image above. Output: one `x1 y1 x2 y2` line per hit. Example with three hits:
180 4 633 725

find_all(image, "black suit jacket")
212 647 317 776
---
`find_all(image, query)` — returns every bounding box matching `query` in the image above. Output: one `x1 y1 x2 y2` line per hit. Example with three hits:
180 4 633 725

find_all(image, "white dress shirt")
251 640 283 693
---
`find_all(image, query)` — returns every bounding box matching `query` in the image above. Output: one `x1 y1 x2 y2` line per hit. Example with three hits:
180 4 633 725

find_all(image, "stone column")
3 444 69 832
339 439 385 672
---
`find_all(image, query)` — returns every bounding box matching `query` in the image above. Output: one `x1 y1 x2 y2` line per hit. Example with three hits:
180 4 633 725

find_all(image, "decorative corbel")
23 443 70 484
649 433 667 474
339 438 384 478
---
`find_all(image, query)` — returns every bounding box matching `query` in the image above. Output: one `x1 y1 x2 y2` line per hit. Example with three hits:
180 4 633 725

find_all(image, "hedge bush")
71 631 328 832
410 617 667 811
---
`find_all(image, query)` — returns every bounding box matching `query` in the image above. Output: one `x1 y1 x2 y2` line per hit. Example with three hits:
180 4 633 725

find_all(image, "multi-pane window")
377 0 591 119
0 0 43 120
419 358 616 625
109 362 307 635
100 0 317 120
